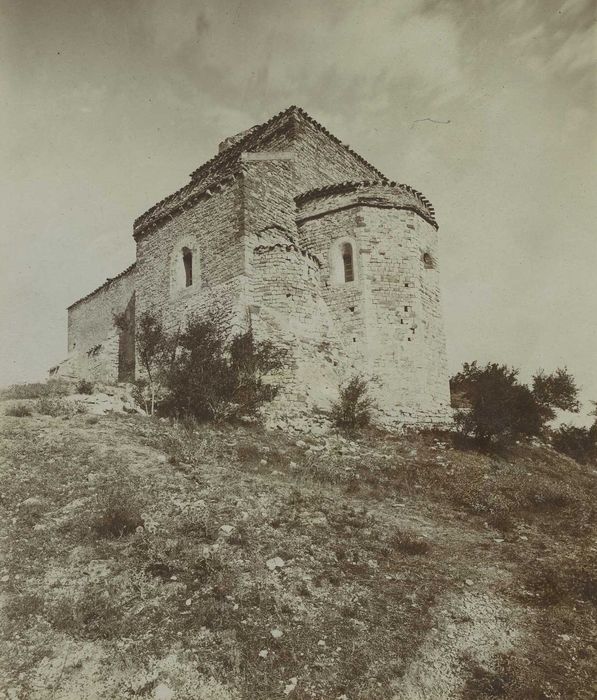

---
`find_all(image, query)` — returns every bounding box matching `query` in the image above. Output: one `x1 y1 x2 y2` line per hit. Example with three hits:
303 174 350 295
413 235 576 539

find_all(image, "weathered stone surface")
58 106 451 427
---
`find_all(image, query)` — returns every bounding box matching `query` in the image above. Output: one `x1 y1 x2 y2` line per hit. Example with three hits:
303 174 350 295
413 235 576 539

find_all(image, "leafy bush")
91 476 144 538
5 403 32 417
36 396 68 416
129 312 286 422
162 318 284 421
391 531 431 555
331 375 375 431
552 424 597 465
36 396 86 417
76 379 94 395
1 379 71 400
450 362 580 447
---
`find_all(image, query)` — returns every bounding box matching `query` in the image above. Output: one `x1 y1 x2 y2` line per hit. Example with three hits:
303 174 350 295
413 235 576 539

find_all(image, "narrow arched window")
182 247 193 287
423 252 434 269
342 242 354 282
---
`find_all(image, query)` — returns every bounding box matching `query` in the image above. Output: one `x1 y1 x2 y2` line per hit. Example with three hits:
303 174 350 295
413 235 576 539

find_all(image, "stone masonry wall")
296 187 451 426
135 180 247 338
249 242 351 422
61 108 450 429
59 265 136 382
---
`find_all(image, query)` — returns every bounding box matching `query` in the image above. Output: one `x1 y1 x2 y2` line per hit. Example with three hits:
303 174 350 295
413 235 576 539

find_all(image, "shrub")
0 379 71 400
36 396 68 416
5 403 32 417
76 379 94 394
36 396 86 417
551 424 597 465
391 531 431 555
331 375 375 431
161 316 285 422
450 362 580 447
91 474 144 538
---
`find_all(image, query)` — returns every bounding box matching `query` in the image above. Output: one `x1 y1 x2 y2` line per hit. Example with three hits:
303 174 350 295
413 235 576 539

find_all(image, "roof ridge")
135 107 388 237
188 105 386 183
134 169 242 238
67 262 136 310
295 180 438 228
189 105 299 182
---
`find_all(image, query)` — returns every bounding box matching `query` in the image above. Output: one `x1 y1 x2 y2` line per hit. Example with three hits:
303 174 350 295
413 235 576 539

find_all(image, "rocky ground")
0 391 595 699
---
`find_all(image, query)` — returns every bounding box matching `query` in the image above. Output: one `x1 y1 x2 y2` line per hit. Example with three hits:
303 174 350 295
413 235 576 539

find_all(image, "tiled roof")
133 106 386 237
295 180 437 228
67 262 136 310
133 170 241 240
188 105 386 184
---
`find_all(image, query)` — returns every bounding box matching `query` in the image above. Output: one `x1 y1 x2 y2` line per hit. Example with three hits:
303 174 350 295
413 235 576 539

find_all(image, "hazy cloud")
1 0 595 418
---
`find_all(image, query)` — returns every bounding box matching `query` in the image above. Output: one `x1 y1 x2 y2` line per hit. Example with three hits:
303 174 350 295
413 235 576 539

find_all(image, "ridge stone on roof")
133 106 387 237
295 180 438 229
67 262 136 310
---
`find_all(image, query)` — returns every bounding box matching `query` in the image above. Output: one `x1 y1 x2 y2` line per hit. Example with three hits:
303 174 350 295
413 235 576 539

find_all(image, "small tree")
331 375 375 432
532 368 580 421
161 316 286 421
552 424 597 465
451 362 543 445
228 329 285 415
128 312 170 415
451 362 581 447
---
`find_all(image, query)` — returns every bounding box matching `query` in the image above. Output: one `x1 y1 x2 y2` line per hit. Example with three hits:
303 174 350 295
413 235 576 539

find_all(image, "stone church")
55 106 451 426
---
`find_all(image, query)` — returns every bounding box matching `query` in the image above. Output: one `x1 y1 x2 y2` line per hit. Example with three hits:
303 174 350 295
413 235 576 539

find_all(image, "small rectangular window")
183 249 193 287
341 242 354 283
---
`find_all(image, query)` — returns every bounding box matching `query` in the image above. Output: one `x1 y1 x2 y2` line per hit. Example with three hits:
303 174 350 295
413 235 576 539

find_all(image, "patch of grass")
5 403 32 417
522 554 597 607
5 592 44 622
91 474 145 538
76 379 95 394
36 396 85 417
237 442 261 463
391 530 432 555
2 412 596 698
1 379 71 400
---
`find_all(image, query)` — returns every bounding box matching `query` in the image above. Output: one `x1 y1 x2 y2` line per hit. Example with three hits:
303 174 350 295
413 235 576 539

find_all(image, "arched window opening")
423 252 434 269
182 247 193 287
342 243 354 283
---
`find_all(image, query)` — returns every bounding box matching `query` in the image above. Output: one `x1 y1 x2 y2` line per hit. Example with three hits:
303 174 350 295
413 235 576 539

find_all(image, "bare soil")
0 406 595 699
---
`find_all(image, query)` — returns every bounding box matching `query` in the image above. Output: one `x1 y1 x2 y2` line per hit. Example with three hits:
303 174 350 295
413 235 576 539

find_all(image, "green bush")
159 315 285 422
36 396 85 417
551 424 597 465
76 379 94 395
331 375 375 431
91 476 144 538
450 362 580 447
1 379 71 400
5 403 32 417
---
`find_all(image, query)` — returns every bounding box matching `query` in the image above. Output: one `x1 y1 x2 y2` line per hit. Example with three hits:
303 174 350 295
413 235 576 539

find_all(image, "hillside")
0 397 595 699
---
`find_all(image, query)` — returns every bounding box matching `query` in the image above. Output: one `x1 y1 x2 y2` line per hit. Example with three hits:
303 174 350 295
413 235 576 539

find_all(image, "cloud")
1 0 595 413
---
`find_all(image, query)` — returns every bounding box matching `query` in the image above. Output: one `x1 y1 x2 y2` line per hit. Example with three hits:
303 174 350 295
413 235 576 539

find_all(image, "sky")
1 0 595 419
